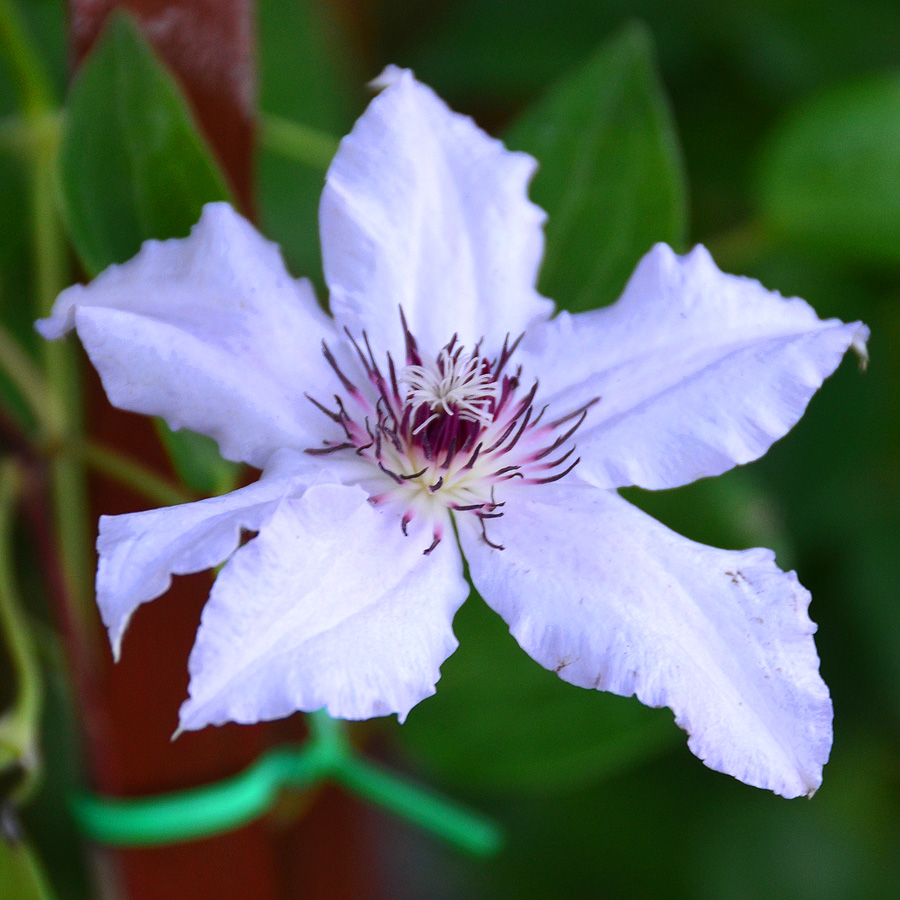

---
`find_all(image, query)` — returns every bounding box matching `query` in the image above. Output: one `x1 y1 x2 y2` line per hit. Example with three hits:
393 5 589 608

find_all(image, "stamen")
478 516 504 551
306 315 599 551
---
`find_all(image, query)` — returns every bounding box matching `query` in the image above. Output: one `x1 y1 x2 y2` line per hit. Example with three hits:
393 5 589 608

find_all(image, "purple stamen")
305 315 598 553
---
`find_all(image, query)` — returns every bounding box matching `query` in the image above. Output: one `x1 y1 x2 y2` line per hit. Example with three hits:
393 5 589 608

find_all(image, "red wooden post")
64 2 384 897
69 0 256 215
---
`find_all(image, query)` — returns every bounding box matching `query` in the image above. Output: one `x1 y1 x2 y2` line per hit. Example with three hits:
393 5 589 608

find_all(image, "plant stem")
0 0 96 648
259 113 339 171
0 111 60 157
0 461 43 802
0 2 54 115
0 321 56 435
71 440 197 507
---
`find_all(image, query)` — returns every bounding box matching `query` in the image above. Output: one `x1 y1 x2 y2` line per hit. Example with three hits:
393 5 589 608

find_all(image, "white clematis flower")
38 69 867 799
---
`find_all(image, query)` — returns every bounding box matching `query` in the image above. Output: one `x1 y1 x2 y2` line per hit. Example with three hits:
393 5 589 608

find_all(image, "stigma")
306 312 597 553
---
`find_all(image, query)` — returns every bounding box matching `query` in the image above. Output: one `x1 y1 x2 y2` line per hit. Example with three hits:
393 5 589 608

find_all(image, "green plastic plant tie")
307 707 351 753
71 743 330 846
309 711 502 856
334 754 503 857
70 721 503 855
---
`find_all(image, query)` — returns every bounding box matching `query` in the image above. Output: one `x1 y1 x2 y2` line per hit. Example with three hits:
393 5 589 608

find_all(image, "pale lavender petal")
458 481 832 798
38 203 336 469
97 449 319 660
178 484 468 730
321 68 552 361
522 244 868 490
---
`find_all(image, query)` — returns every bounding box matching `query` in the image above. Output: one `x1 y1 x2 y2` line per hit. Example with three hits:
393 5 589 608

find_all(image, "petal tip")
851 322 870 371
35 283 84 339
368 64 411 93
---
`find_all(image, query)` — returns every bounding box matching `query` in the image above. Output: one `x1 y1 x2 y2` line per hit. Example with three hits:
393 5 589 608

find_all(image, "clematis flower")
38 69 867 799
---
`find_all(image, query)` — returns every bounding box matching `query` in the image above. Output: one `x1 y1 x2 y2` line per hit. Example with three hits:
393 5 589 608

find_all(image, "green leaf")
397 596 680 795
504 23 687 313
0 824 58 900
57 11 239 494
757 74 900 265
57 10 231 277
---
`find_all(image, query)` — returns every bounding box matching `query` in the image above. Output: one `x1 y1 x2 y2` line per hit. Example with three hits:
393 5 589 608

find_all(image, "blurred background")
1 1 898 898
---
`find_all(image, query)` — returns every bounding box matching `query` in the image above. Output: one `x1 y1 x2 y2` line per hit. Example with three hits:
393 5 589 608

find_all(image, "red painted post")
63 4 388 895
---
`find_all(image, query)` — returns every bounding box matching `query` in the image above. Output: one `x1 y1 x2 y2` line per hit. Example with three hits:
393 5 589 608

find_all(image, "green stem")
0 461 43 802
258 113 339 171
0 111 61 157
0 111 28 153
71 440 197 507
0 0 96 645
0 321 56 435
0 1 55 117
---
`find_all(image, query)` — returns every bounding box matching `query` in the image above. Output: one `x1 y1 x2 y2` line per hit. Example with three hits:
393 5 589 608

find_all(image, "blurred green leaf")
57 10 231 277
622 466 795 567
0 822 57 900
758 74 900 265
57 11 239 494
504 23 687 312
398 595 679 795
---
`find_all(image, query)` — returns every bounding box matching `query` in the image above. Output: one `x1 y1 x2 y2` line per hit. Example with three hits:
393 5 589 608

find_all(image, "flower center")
306 314 596 553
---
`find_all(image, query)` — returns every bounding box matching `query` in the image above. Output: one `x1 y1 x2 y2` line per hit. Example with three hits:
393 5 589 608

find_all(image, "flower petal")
320 68 552 360
38 203 336 469
522 244 869 490
178 483 468 730
458 481 832 798
96 449 318 660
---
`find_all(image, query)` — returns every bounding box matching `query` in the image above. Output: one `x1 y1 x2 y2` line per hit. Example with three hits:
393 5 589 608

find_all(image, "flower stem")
0 321 56 435
68 440 197 508
258 113 339 171
0 461 44 803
